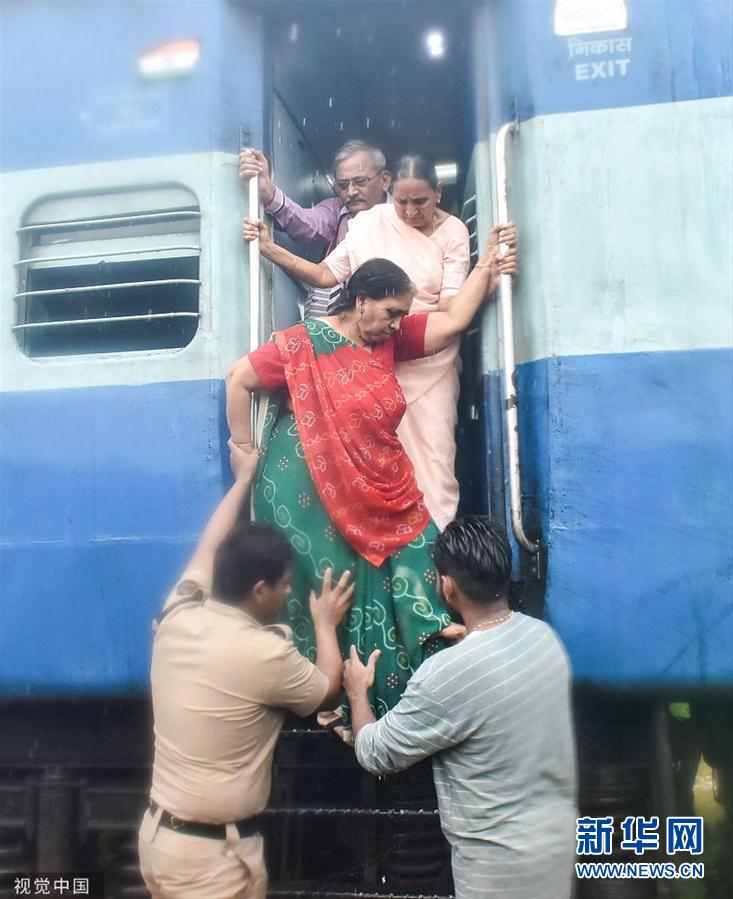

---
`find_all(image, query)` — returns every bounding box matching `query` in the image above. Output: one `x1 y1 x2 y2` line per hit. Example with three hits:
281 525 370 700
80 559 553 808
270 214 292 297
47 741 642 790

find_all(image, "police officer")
138 441 354 898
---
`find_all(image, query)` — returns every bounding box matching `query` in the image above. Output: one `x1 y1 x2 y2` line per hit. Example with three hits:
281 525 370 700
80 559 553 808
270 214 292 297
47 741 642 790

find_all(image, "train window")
14 186 201 358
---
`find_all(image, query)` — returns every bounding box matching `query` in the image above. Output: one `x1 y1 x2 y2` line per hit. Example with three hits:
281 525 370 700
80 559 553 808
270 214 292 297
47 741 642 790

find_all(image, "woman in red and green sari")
227 225 516 722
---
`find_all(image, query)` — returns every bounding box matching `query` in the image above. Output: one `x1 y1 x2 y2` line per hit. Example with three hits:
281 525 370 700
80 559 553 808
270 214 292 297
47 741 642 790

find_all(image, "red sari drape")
271 323 430 566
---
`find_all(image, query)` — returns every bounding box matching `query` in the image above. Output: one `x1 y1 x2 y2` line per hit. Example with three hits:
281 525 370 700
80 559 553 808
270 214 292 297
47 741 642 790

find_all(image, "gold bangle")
289 252 298 272
474 262 492 270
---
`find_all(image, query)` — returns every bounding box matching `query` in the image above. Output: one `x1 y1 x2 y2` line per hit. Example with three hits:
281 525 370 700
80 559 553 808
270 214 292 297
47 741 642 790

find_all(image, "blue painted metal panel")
2 354 730 693
492 0 732 122
481 372 508 530
514 348 733 688
0 380 230 695
0 0 264 172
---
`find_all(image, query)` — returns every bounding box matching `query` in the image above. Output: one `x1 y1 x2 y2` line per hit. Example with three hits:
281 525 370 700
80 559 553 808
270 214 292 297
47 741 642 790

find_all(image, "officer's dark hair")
433 516 512 603
330 258 414 315
393 154 440 190
212 521 293 604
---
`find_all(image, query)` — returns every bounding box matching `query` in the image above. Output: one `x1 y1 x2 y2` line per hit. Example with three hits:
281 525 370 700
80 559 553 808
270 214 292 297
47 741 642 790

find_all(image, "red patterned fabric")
249 314 429 391
267 321 431 565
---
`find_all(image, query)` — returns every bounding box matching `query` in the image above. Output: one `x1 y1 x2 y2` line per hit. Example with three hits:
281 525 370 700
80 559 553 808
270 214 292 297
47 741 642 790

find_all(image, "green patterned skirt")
254 401 452 719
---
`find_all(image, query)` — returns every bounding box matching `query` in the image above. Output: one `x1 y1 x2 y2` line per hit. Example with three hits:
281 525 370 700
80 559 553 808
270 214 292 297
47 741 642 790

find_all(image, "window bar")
16 246 201 267
15 278 200 299
17 210 201 233
13 312 199 331
461 194 477 217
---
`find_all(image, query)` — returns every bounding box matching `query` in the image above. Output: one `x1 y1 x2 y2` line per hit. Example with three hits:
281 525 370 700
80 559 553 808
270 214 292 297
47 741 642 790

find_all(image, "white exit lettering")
575 58 631 80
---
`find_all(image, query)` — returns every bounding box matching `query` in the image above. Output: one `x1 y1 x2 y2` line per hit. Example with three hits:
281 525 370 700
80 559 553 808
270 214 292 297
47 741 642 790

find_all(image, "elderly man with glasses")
240 139 391 316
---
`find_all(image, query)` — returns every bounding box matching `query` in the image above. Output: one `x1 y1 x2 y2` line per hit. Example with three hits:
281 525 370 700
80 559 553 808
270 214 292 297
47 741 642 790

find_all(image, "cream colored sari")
324 203 470 528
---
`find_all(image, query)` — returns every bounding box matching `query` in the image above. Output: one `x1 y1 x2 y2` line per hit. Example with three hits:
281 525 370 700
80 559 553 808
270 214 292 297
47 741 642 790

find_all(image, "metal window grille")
14 186 201 358
460 194 479 262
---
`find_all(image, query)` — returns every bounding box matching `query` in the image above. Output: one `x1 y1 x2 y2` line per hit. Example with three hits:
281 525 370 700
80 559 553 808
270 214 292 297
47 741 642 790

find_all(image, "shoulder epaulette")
153 587 205 632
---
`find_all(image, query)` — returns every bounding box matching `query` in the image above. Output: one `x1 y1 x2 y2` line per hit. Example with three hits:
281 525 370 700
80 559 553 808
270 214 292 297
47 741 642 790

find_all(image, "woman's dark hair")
212 521 293 604
392 154 439 190
433 516 513 603
330 257 414 314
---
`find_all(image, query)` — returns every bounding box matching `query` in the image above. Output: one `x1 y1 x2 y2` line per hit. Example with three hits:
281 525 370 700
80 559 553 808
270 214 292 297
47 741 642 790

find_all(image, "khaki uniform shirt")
150 570 328 823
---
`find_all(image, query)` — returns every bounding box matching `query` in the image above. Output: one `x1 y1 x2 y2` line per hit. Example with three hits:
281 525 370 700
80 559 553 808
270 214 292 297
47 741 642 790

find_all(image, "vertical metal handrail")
247 173 262 522
495 123 538 553
248 173 261 448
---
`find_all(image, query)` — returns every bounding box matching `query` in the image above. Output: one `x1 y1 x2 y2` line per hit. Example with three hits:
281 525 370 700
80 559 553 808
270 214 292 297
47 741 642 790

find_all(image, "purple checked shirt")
265 187 349 253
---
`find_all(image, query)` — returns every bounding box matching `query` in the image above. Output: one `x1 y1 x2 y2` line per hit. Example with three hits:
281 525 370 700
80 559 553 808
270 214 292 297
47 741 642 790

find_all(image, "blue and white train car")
485 0 733 697
1 1 263 696
0 0 731 893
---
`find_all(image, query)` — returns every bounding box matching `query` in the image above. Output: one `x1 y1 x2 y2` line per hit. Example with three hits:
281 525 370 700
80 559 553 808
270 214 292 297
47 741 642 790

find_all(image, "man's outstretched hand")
343 644 381 698
228 438 259 484
309 568 355 630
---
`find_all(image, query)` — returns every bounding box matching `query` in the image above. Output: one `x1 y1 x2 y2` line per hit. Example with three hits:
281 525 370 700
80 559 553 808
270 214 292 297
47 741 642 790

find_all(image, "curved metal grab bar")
495 122 538 553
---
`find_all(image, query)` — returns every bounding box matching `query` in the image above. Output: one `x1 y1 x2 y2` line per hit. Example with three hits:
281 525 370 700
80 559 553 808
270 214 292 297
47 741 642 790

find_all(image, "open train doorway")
258 5 490 890
264 0 489 517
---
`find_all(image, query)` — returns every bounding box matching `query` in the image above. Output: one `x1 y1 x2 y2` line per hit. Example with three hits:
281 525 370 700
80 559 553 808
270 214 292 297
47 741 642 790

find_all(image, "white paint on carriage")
1 152 251 393
475 96 733 369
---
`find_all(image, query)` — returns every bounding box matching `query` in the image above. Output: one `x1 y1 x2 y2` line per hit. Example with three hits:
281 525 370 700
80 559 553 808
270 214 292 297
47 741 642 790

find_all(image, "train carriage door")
265 0 489 508
258 4 500 893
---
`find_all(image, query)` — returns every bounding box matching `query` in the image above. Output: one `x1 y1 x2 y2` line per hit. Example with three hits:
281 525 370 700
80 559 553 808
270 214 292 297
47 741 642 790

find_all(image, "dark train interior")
264 2 491 533
254 5 488 891
267 1 476 210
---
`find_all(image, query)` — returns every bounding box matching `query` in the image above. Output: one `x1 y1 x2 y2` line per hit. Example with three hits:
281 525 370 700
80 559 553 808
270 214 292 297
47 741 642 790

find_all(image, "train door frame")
260 0 494 512
253 6 489 893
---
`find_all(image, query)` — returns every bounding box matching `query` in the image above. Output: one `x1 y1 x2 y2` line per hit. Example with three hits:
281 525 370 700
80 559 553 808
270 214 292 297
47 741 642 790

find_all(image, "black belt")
150 800 263 840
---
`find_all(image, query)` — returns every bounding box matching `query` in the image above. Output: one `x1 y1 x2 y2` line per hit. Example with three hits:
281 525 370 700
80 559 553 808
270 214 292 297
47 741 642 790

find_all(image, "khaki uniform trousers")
138 806 267 899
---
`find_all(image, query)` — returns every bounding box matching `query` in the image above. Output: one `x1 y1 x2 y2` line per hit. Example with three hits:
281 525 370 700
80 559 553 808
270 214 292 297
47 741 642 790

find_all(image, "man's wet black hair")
433 516 512 603
212 521 292 604
330 257 414 314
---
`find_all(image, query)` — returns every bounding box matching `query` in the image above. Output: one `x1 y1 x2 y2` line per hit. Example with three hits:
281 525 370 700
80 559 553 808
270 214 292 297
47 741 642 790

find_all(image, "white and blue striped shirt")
355 612 577 899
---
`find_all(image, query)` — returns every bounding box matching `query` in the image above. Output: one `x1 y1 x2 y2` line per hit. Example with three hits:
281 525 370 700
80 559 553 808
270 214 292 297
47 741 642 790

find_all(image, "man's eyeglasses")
334 172 383 192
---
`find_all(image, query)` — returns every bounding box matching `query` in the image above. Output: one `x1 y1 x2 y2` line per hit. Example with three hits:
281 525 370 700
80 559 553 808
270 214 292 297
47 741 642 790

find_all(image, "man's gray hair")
333 139 387 174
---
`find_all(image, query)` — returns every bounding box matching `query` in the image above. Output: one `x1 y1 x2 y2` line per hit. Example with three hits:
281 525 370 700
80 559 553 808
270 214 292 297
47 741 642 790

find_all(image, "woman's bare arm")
242 218 338 288
424 223 517 354
225 355 263 446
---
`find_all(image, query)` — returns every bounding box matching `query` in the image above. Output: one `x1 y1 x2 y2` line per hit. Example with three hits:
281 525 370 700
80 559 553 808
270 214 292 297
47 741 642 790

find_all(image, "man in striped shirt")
344 517 577 899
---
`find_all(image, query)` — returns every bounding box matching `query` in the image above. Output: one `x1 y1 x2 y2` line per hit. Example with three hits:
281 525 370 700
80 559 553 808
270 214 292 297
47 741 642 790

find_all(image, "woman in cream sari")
243 155 469 530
